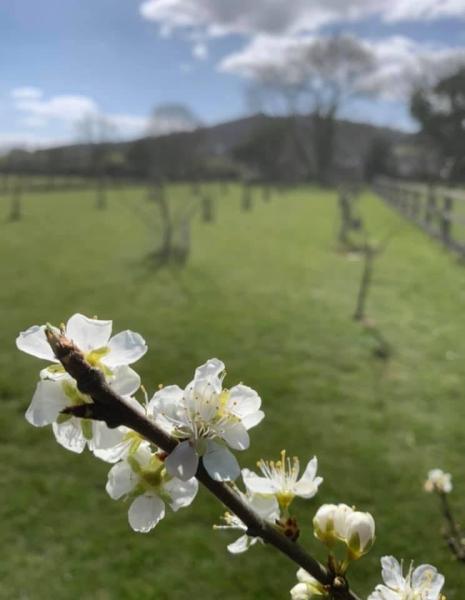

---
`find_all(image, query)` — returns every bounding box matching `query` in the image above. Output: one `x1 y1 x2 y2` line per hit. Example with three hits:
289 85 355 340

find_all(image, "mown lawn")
1 182 464 599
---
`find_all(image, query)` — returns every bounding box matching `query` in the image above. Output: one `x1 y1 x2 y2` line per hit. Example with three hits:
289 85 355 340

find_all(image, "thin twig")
438 492 465 563
45 328 361 600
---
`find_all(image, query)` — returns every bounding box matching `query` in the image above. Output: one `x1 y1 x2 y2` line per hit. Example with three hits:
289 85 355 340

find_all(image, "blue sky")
1 0 465 148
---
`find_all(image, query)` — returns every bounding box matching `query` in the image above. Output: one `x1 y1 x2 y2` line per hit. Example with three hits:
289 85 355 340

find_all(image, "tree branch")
45 328 361 600
438 492 465 563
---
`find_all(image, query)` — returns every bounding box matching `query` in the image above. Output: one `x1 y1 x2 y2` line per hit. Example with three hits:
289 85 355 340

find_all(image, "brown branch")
45 328 361 600
438 492 465 563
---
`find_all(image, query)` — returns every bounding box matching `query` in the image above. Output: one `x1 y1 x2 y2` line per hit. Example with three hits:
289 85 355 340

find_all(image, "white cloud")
13 91 98 122
139 0 465 43
360 37 465 100
11 86 43 101
9 88 149 145
219 34 465 102
386 0 465 22
110 113 149 133
0 132 66 153
192 40 208 59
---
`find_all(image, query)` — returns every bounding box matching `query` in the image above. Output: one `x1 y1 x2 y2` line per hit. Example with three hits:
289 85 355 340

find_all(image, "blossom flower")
424 469 452 494
18 313 148 456
214 477 280 554
314 503 353 545
313 504 375 558
16 312 147 381
25 365 142 456
148 358 264 482
290 569 327 599
106 443 198 532
368 556 445 600
344 510 375 558
242 450 322 510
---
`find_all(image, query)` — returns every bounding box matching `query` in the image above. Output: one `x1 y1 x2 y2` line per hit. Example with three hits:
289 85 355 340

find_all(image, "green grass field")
1 183 465 599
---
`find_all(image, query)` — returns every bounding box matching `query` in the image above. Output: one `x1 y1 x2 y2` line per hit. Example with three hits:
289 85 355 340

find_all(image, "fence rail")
374 177 465 255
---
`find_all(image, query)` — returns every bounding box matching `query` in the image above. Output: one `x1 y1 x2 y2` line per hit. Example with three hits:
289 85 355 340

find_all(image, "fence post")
441 194 453 245
9 179 22 222
425 184 436 230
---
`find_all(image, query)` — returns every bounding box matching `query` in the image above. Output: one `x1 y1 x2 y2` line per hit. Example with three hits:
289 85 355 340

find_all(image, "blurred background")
1 1 465 598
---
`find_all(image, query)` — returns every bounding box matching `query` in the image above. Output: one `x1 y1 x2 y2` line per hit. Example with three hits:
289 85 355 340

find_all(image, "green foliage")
411 67 465 180
1 184 464 598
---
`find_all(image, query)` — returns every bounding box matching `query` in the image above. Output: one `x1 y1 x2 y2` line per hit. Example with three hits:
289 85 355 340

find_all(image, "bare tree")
75 113 116 209
248 35 374 184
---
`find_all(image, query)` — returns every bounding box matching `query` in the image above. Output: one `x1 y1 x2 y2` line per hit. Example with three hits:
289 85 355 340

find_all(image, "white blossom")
18 313 147 457
16 312 147 381
106 443 198 533
313 504 375 557
290 569 326 599
242 450 322 510
368 556 445 600
344 510 375 558
148 358 264 482
424 469 452 494
214 476 280 553
25 365 143 456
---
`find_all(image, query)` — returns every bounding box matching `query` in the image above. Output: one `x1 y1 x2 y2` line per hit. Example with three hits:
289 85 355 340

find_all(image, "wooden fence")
374 177 465 255
0 175 147 196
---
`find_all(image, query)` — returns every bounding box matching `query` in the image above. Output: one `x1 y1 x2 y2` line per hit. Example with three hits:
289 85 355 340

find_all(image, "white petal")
227 534 250 554
194 358 225 390
52 419 87 453
65 313 112 351
242 468 276 495
248 494 280 521
368 587 398 600
25 380 68 426
294 475 323 499
128 494 165 533
132 442 153 468
106 460 138 499
94 428 151 464
93 438 130 464
165 441 199 481
294 457 323 499
90 422 126 452
333 504 354 539
40 365 67 381
241 410 265 430
227 385 261 418
220 421 250 450
296 568 317 585
203 441 240 481
109 366 141 397
165 477 199 511
148 385 184 420
412 565 444 596
102 330 147 367
16 325 58 362
290 582 311 600
381 556 404 588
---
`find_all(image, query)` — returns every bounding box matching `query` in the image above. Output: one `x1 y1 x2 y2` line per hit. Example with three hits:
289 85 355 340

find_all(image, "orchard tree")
246 35 374 184
411 67 465 181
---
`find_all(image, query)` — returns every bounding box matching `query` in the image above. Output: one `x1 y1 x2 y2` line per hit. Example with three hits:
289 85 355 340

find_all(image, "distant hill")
0 113 412 181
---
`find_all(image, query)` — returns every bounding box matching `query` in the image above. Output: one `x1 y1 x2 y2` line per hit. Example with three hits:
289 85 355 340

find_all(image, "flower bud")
290 569 326 599
345 511 375 559
424 469 452 494
313 504 338 545
333 504 354 540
